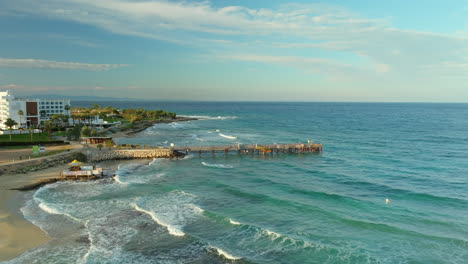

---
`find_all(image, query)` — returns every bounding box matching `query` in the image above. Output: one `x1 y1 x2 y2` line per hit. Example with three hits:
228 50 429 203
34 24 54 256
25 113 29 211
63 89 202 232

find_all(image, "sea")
5 102 468 264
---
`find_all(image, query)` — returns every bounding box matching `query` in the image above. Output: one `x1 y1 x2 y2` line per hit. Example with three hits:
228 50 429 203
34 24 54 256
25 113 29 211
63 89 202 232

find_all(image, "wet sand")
0 166 70 261
0 160 133 261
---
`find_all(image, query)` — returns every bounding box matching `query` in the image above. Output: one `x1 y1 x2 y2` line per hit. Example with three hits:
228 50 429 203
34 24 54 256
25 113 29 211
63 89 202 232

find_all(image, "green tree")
29 125 35 142
64 104 70 115
92 104 100 110
17 110 24 131
105 139 114 149
66 125 82 141
42 121 54 137
4 118 18 142
96 144 103 150
81 126 91 137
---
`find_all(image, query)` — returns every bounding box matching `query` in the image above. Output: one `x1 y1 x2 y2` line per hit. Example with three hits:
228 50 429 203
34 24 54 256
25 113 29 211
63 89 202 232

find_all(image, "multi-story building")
0 90 71 129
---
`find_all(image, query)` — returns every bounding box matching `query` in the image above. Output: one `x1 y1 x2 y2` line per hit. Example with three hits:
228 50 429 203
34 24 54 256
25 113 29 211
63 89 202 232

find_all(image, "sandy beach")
0 117 195 261
0 159 145 262
0 166 68 261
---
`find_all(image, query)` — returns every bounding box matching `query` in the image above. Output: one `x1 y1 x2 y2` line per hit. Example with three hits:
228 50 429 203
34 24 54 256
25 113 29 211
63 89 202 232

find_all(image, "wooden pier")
173 143 323 155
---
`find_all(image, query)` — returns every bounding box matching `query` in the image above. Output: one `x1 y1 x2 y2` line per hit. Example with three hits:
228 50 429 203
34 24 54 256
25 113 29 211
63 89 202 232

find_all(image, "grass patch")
53 131 67 137
0 132 50 142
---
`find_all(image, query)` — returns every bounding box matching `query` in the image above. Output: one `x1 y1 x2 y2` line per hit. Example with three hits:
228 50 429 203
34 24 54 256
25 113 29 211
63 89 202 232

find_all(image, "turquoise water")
6 102 468 263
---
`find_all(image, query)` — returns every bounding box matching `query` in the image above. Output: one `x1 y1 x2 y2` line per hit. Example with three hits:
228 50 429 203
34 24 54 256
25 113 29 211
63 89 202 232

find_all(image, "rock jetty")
86 149 185 162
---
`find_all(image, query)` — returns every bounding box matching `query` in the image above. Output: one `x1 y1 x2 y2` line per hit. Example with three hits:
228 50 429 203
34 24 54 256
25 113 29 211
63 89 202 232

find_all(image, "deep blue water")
7 102 468 263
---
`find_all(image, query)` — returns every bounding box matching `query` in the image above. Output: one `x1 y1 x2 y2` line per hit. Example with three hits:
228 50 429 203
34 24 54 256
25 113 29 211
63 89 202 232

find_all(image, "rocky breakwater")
87 149 185 162
0 152 87 176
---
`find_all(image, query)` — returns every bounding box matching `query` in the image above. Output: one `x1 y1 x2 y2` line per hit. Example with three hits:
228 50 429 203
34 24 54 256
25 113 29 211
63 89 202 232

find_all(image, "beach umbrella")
68 160 83 166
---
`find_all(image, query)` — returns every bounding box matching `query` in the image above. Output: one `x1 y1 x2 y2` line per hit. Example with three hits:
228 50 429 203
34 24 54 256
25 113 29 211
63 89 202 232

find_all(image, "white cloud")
1 0 468 86
219 54 356 75
0 58 128 71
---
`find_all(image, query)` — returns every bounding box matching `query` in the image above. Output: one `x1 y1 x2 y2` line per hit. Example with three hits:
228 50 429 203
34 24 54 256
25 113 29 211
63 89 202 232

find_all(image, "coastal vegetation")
0 133 49 143
71 105 177 124
0 105 178 146
4 118 18 141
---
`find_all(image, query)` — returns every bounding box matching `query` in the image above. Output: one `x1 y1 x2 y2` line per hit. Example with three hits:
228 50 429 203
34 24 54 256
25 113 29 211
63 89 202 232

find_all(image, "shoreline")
0 166 66 261
110 116 197 139
0 160 130 262
0 117 196 262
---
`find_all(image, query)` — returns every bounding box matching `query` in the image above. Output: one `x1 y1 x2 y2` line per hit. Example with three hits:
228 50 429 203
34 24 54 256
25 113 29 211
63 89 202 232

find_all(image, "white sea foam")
131 203 185 237
182 154 194 160
211 246 241 260
189 204 205 214
219 133 237 140
183 115 238 120
114 175 126 185
80 221 95 264
149 158 160 166
38 202 81 222
229 219 241 225
201 162 234 169
263 229 283 240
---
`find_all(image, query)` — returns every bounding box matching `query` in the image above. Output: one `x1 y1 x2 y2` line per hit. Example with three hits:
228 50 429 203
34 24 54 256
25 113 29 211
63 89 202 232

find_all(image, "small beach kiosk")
61 160 103 178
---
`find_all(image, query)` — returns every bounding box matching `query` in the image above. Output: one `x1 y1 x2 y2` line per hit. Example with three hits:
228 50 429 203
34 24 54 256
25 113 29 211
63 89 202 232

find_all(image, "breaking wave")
229 219 241 225
183 115 238 120
219 133 237 140
210 246 241 260
201 162 234 169
131 203 185 237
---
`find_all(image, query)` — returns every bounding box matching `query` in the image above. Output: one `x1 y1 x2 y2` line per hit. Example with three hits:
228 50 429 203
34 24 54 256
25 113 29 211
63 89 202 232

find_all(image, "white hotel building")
0 90 70 129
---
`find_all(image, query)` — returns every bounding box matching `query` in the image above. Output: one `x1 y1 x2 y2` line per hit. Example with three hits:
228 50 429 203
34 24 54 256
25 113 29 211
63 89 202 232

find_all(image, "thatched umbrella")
68 160 83 171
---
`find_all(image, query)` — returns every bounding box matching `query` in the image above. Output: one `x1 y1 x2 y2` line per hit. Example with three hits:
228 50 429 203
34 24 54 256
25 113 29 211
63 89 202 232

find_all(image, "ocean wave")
33 186 82 222
219 133 237 140
182 154 194 160
131 191 203 238
114 175 127 185
148 158 160 166
131 203 185 237
80 220 95 264
183 115 238 120
210 246 241 260
202 162 234 169
229 219 241 225
37 202 81 222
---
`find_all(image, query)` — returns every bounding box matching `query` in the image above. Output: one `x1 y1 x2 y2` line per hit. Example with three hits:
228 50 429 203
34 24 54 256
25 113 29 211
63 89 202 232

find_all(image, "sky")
0 0 467 102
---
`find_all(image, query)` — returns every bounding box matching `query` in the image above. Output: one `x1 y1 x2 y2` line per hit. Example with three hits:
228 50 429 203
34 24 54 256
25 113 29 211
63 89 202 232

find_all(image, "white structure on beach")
0 90 71 129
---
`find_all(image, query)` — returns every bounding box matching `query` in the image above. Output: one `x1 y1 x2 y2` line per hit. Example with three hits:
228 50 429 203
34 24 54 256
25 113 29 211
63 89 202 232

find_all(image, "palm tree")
64 104 70 115
43 121 54 138
29 125 35 141
4 118 18 142
18 110 24 132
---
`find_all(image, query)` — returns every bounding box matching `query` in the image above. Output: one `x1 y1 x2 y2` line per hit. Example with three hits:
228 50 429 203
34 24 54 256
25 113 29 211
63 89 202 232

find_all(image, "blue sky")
0 0 467 102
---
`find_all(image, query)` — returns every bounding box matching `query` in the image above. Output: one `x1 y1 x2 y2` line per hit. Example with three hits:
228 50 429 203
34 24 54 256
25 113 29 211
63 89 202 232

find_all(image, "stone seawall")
86 149 184 162
0 151 87 176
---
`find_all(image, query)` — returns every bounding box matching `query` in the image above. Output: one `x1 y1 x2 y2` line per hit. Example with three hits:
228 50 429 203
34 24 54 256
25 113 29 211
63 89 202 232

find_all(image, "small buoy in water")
385 198 391 204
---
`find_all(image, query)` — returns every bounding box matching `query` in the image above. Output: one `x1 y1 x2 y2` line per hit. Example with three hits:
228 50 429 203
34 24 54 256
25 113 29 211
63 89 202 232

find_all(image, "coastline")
110 116 197 139
0 116 195 262
0 166 66 261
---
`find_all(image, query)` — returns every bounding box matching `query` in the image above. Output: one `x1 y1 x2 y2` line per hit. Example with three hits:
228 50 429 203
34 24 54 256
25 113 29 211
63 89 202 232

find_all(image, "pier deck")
173 143 323 154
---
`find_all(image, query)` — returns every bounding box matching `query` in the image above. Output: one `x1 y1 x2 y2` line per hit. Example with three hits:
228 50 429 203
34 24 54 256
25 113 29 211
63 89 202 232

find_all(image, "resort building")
0 90 71 129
